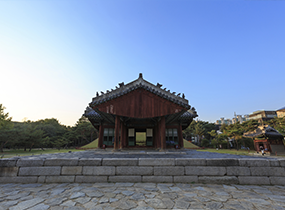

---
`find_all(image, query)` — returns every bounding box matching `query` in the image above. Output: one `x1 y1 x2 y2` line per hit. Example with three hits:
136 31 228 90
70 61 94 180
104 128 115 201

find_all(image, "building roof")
84 107 103 121
249 110 276 116
89 73 190 109
277 106 285 111
84 106 198 125
243 125 283 139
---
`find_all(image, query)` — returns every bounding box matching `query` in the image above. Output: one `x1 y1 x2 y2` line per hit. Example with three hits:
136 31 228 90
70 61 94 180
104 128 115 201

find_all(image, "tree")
201 139 210 147
225 123 243 150
0 104 13 152
201 122 216 140
34 118 68 149
194 122 205 146
15 122 43 151
208 130 217 139
220 123 228 132
208 129 228 148
182 120 196 141
72 116 98 147
267 117 285 135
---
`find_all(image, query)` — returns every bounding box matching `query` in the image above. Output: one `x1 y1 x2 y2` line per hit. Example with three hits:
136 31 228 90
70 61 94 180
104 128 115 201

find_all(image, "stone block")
142 176 173 183
0 159 17 167
250 167 285 176
44 158 78 166
226 167 250 176
174 176 198 183
166 152 186 155
16 158 44 167
139 158 175 166
199 176 239 184
238 176 270 185
175 158 206 166
269 160 280 167
0 176 38 183
61 166 82 175
0 167 18 177
116 166 153 175
154 166 184 176
75 176 107 183
102 158 138 166
82 166 115 175
19 167 61 176
185 166 226 176
279 159 285 167
239 158 269 167
206 158 238 166
108 176 141 182
78 158 102 166
37 176 46 183
45 176 75 183
146 152 165 154
270 177 285 185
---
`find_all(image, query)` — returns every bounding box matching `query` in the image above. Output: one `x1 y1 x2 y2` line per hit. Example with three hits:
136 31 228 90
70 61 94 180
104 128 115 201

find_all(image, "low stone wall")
1 158 285 185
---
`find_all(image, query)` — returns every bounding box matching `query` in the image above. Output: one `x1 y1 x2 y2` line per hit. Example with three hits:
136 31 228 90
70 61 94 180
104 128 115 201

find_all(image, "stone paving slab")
4 149 280 160
0 182 285 209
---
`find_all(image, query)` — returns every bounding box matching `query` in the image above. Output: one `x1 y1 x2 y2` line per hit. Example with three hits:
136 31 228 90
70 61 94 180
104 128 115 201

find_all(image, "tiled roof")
179 109 198 121
243 125 283 138
89 73 190 109
83 107 103 121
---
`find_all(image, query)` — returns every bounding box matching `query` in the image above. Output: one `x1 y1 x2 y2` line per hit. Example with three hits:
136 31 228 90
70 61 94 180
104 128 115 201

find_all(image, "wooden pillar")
178 125 184 149
124 126 128 147
156 122 161 149
120 121 125 149
153 125 157 149
114 116 120 150
98 125 104 149
160 116 166 151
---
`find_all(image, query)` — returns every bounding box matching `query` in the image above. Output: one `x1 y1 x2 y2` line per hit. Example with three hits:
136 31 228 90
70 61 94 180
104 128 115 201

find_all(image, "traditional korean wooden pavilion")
84 73 198 150
243 125 284 154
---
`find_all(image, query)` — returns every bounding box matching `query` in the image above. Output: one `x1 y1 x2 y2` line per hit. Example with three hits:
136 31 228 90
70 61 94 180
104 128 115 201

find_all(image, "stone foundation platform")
1 157 285 185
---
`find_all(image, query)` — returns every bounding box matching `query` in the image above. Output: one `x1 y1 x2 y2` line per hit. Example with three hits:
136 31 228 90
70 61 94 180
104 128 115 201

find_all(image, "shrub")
201 139 210 147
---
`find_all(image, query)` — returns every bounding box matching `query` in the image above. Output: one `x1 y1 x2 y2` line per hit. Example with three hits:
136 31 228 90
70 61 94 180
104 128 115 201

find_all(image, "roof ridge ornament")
139 73 143 78
156 83 162 88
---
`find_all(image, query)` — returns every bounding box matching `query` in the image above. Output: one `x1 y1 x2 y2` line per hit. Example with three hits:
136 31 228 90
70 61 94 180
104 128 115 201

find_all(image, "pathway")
0 182 285 210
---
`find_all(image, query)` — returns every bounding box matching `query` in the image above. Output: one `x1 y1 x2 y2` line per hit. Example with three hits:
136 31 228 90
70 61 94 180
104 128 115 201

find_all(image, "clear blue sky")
1 0 284 126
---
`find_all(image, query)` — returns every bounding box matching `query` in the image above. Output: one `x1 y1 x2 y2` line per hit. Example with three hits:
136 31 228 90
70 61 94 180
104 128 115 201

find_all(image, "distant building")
249 110 277 123
243 125 284 154
216 114 249 126
215 117 232 125
232 115 248 124
276 107 285 118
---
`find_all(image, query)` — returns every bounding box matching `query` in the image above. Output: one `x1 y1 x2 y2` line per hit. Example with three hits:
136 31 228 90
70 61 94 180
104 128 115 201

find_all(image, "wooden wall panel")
95 88 186 118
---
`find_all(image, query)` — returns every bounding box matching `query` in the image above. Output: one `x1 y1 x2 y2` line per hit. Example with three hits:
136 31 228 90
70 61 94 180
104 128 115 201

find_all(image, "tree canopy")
0 104 98 151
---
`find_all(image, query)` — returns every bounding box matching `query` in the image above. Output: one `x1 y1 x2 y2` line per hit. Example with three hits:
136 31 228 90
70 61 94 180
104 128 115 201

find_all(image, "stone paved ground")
0 182 285 210
10 149 278 160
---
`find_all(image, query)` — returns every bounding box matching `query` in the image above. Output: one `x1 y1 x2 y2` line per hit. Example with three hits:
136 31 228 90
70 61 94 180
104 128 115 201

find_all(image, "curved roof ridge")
89 73 190 109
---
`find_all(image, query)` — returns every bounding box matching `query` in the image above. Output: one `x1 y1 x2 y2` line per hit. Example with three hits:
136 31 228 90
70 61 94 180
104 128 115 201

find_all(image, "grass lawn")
196 148 252 156
80 138 98 149
0 148 84 159
183 140 200 149
79 138 199 149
